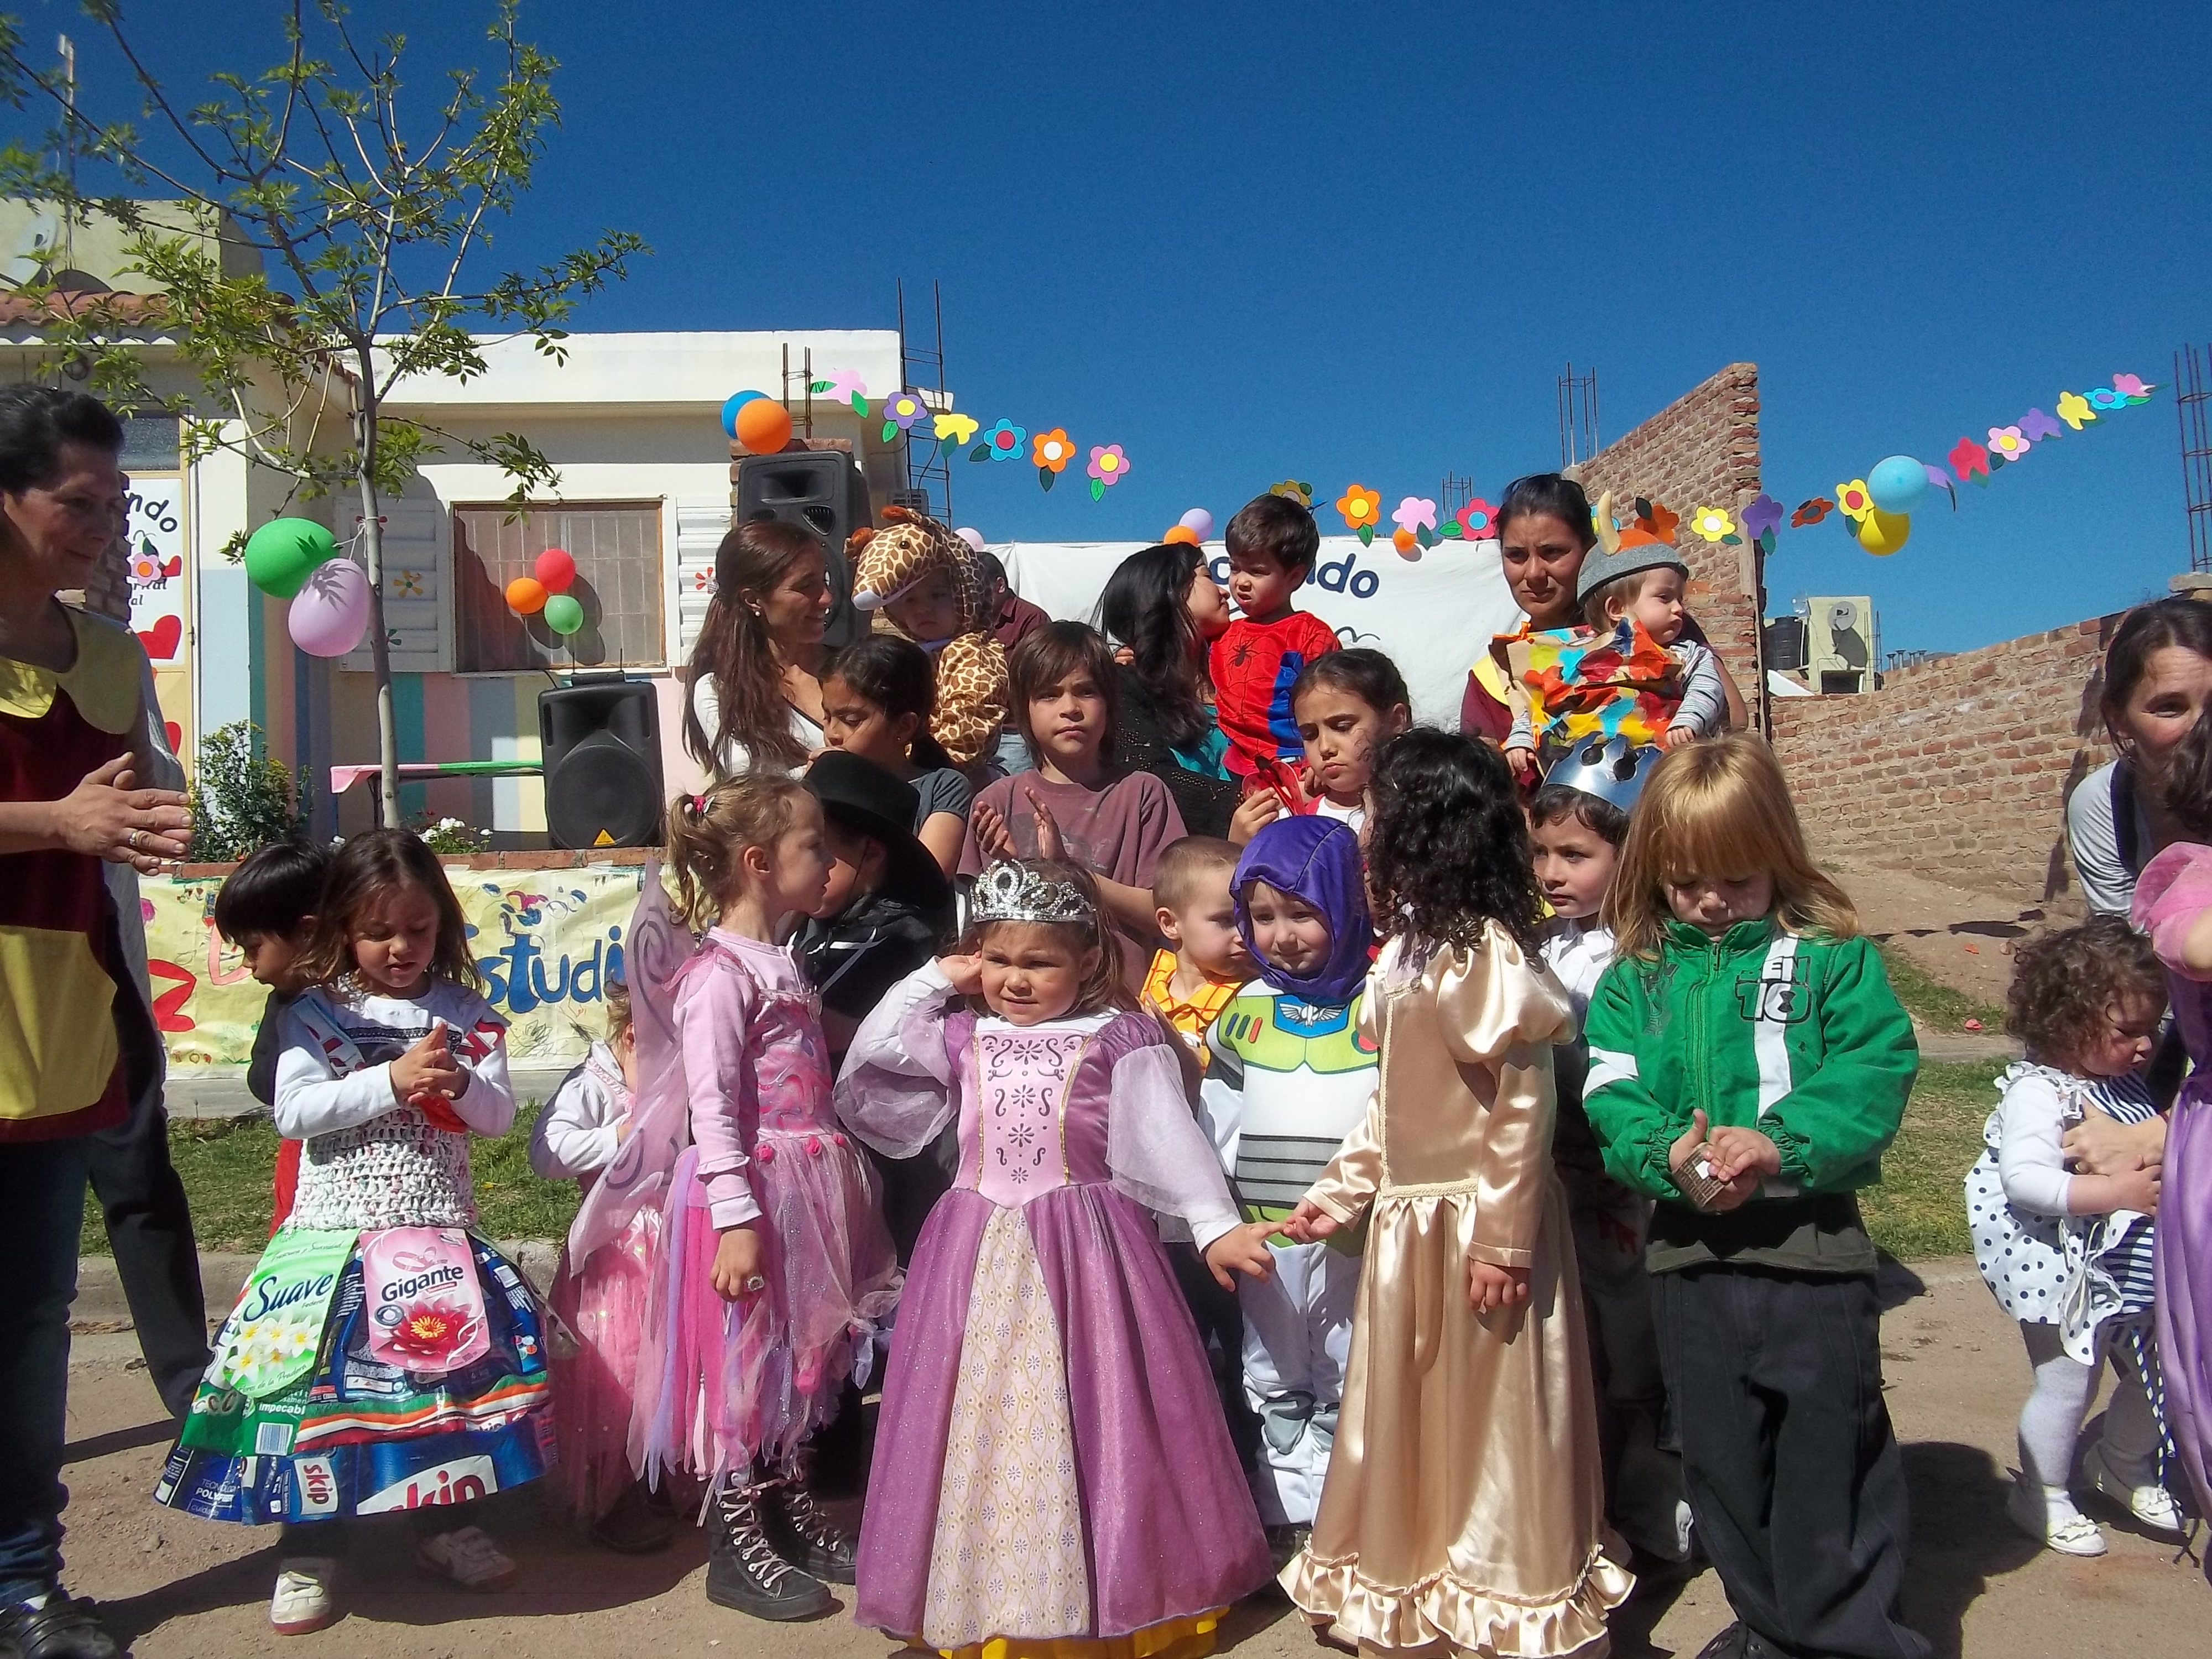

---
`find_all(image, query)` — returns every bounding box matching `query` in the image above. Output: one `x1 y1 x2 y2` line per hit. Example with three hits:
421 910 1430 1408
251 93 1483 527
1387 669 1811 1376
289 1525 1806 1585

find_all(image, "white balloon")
955 526 988 552
1177 508 1214 540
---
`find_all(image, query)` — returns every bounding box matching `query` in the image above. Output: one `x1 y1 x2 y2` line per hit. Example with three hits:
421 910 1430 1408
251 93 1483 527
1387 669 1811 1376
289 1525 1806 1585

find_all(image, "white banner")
995 536 1521 729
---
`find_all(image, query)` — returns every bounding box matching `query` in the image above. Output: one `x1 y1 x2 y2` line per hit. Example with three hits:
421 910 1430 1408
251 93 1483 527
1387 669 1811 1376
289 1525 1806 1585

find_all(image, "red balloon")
534 547 576 592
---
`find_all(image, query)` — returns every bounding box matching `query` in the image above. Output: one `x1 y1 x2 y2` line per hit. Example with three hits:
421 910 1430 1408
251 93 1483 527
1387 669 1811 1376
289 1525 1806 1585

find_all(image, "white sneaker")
2080 1441 2188 1536
414 1525 517 1591
270 1557 337 1635
2007 1478 2107 1557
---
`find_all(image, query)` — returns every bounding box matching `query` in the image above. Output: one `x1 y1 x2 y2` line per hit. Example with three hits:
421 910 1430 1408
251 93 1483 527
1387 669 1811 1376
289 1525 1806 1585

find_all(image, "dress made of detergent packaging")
156 979 556 1524
1281 928 1632 1657
837 962 1272 1659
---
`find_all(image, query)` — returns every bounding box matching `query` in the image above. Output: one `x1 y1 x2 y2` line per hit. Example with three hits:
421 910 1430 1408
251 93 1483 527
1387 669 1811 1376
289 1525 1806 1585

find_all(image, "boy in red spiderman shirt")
1209 494 1339 790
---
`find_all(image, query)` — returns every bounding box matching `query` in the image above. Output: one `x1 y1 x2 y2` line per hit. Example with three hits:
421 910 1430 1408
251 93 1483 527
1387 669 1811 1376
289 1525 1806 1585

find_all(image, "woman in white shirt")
684 519 834 778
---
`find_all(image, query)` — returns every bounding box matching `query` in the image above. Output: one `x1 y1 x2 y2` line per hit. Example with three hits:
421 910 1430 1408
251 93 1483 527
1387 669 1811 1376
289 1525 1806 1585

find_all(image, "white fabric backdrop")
994 536 1520 729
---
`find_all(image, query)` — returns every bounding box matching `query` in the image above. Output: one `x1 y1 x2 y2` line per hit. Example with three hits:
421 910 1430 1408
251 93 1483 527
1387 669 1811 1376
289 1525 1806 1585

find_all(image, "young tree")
0 0 647 822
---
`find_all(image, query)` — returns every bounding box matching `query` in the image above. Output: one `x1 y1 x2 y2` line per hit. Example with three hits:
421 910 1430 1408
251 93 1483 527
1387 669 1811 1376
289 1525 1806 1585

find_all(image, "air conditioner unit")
1806 596 1875 695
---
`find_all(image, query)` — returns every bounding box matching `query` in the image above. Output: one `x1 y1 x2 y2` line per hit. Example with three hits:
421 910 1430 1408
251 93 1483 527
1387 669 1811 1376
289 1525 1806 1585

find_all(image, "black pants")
1653 1265 1928 1659
86 949 210 1418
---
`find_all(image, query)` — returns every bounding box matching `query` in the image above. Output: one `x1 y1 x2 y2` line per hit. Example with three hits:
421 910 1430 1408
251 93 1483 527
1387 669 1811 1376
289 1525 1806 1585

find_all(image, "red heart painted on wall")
137 614 182 661
164 721 182 752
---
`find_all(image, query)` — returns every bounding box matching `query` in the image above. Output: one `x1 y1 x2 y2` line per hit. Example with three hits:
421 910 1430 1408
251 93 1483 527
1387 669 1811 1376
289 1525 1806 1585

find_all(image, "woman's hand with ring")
53 754 190 870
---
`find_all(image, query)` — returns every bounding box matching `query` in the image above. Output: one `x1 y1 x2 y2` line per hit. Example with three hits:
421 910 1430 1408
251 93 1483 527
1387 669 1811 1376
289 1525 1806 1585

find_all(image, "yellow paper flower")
933 412 980 445
1833 479 1875 523
1336 485 1381 530
2056 390 2096 431
1689 504 1736 542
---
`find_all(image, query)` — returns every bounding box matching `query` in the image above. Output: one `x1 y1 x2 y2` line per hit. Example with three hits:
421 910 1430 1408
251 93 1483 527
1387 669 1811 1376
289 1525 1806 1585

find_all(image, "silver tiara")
973 861 1093 924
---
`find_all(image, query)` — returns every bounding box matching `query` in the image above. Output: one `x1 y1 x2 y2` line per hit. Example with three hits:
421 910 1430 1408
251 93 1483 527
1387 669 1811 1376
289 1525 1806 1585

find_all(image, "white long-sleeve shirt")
529 1042 630 1182
275 977 513 1232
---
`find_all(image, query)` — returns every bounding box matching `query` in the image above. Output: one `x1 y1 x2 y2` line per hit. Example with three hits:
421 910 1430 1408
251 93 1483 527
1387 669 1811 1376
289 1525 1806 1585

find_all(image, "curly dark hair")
2005 914 2167 1066
2158 702 2212 842
1365 729 1541 953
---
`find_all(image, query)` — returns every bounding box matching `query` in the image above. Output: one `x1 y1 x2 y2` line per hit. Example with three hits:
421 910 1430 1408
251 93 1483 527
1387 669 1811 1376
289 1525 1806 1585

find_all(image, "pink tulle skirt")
547 1205 660 1525
632 1130 899 1489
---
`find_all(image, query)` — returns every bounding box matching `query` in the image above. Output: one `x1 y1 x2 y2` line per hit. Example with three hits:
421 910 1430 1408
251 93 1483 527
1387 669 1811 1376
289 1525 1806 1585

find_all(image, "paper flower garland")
1271 480 1315 507
1834 481 1875 524
1739 494 1785 541
881 392 928 442
1087 445 1128 500
1987 425 2031 463
811 369 869 413
1454 496 1498 538
1691 504 1738 544
935 411 979 445
975 419 1027 463
1791 497 1833 526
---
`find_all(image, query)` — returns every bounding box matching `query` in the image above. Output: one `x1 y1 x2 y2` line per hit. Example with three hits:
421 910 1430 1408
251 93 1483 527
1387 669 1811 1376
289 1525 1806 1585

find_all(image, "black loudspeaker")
733 450 869 648
540 680 664 850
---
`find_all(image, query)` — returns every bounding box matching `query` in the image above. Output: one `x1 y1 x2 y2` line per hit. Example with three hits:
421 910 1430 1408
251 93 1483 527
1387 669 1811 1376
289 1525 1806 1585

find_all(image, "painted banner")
145 863 645 1070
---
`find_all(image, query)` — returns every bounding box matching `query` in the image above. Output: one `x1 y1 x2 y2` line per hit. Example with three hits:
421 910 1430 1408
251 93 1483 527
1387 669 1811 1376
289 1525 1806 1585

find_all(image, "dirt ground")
1830 854 2083 1016
58 1259 2206 1659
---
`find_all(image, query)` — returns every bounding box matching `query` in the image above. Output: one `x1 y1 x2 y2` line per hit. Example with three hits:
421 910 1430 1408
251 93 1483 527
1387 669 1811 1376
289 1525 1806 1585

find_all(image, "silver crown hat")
1543 734 1663 813
971 860 1094 925
1574 540 1691 605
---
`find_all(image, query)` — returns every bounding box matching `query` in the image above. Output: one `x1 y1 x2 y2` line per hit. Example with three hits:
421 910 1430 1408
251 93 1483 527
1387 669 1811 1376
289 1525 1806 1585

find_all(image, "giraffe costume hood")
847 505 1010 768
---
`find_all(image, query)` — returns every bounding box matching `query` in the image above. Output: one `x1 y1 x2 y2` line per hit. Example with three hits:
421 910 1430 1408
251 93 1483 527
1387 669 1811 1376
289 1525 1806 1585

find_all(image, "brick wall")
1768 612 2124 900
1568 362 1765 714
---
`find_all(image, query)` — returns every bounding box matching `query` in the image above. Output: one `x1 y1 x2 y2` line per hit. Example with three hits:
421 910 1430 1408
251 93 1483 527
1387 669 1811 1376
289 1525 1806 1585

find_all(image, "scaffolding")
2180 343 2212 574
780 343 815 440
896 279 952 519
1558 362 1599 469
1438 472 1477 515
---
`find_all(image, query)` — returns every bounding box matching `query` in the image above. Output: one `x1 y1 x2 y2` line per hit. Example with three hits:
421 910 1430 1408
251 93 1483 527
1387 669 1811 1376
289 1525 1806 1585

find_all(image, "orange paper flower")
1336 485 1381 531
1033 428 1076 472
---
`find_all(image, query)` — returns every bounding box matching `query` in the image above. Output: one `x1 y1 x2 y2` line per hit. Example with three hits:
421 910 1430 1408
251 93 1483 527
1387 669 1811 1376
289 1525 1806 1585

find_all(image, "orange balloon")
734 397 793 454
1392 526 1418 554
1162 525 1199 545
505 575 548 615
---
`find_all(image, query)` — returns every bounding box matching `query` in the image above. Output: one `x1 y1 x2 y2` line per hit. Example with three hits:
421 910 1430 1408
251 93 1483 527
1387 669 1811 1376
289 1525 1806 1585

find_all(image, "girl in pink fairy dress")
838 859 1276 1659
570 776 898 1623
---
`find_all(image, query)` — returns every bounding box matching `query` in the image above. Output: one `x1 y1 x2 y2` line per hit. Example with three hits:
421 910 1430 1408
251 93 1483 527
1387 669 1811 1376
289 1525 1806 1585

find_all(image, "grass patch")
1860 1058 2006 1261
85 1099 582 1255
1875 941 2008 1032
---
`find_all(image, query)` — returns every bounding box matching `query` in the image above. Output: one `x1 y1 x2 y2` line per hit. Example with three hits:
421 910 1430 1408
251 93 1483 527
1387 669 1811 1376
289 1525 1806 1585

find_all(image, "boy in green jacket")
1582 738 1927 1659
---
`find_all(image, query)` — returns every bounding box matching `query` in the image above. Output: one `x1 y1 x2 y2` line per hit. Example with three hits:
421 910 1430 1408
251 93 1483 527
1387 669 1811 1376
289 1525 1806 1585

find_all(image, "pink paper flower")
1391 496 1438 534
1987 425 2031 462
1086 445 1129 500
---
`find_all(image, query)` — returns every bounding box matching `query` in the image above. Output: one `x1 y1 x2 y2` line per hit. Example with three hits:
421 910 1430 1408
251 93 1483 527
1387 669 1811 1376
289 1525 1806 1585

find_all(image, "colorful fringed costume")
849 507 1010 768
1495 618 1721 758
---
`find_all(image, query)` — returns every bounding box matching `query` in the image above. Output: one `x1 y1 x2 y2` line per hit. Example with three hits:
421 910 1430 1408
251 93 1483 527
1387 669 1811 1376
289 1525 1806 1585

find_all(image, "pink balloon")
955 527 987 553
289 557 371 657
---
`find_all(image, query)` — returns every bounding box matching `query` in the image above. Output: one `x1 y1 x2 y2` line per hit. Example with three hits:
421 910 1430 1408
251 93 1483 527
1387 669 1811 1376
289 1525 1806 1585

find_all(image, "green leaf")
810 380 832 393
851 395 869 416
1357 525 1374 547
881 421 898 444
1439 520 1463 539
1040 467 1056 493
968 443 992 463
1417 526 1437 547
1091 478 1105 502
1721 533 1743 545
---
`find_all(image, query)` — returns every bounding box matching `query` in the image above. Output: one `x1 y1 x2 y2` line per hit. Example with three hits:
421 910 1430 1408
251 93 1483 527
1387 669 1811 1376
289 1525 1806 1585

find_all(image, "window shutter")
341 489 450 674
674 496 728 662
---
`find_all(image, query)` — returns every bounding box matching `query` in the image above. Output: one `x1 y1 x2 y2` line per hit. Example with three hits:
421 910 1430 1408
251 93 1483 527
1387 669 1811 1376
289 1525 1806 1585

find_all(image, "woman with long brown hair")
685 520 836 778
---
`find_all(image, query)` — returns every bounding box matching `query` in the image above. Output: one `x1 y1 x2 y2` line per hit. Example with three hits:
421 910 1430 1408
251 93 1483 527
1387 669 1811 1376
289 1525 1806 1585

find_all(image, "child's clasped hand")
391 1020 467 1130
1667 1107 1780 1212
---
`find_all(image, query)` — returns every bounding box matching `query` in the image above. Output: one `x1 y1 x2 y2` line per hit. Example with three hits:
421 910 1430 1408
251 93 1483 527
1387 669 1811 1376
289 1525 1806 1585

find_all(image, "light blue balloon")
1867 454 1929 515
721 390 766 439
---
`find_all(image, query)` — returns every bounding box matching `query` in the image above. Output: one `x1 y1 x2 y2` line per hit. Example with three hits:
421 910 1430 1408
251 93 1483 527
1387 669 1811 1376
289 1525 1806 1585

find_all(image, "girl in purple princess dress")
837 858 1278 1659
571 775 898 1623
2131 708 2212 1560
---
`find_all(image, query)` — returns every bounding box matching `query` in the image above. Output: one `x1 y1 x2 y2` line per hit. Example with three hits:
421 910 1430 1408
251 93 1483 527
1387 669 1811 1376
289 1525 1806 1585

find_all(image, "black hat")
802 750 952 912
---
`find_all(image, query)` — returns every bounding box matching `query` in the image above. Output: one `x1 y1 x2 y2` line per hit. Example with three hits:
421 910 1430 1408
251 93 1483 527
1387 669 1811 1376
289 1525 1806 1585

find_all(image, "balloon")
505 575 547 615
542 593 586 636
1866 455 1929 515
244 517 337 599
1391 526 1419 556
288 558 371 657
734 397 792 454
1177 508 1214 540
1855 508 1911 555
720 390 765 439
954 527 988 553
533 546 576 592
1162 525 1200 546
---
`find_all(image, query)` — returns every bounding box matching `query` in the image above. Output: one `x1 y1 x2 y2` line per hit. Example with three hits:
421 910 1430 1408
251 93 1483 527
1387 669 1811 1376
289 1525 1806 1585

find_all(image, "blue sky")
30 1 2212 653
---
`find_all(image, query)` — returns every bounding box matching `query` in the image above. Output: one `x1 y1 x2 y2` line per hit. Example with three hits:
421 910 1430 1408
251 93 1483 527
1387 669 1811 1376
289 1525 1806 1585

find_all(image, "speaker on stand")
733 450 872 649
540 676 664 849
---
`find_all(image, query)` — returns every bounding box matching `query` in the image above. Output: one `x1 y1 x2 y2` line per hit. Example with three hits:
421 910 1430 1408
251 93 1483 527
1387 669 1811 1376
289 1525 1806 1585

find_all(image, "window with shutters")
451 502 665 674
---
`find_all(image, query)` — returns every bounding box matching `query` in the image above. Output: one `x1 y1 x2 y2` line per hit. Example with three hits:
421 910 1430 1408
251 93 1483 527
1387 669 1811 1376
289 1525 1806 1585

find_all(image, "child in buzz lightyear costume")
1201 817 1378 1553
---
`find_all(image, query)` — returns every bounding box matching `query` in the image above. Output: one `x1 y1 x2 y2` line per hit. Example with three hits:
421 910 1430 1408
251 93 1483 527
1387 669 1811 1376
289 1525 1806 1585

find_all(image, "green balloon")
542 593 585 636
244 518 337 598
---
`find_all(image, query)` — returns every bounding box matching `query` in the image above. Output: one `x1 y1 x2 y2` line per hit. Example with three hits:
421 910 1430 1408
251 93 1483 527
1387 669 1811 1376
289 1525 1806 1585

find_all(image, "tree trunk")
351 397 399 826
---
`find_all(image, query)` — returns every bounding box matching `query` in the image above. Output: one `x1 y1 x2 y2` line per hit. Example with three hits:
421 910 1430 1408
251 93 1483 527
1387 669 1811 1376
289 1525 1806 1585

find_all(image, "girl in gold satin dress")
1283 731 1634 1657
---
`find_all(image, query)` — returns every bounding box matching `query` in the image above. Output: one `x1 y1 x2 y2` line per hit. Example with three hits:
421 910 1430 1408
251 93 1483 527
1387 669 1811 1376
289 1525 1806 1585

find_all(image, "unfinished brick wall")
1768 612 2124 901
1569 362 1765 711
